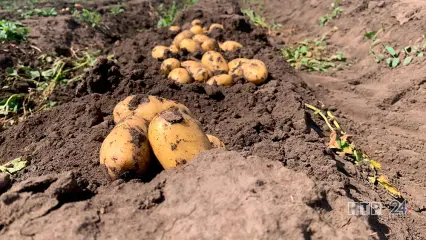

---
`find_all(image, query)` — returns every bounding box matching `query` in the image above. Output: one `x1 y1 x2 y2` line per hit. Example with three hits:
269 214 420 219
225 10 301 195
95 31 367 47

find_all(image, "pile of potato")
100 95 224 180
152 19 269 86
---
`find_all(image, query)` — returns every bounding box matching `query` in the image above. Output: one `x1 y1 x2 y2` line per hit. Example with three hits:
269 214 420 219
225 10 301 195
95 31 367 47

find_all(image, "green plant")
73 8 102 27
241 8 282 33
282 36 346 72
0 20 30 41
156 0 199 28
319 1 343 27
110 4 124 15
0 156 29 175
19 8 57 18
305 103 401 197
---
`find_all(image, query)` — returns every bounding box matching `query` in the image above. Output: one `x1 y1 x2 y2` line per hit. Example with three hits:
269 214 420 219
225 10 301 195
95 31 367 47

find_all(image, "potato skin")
219 41 243 52
148 108 212 169
206 74 233 86
179 39 201 53
191 19 202 26
190 25 204 35
168 68 193 84
201 51 229 74
173 30 193 46
182 61 211 82
169 26 181 32
208 23 224 32
207 134 226 149
161 58 181 75
242 59 268 85
151 46 169 59
169 45 180 54
228 58 250 78
113 95 136 123
201 38 218 51
100 116 151 181
192 34 209 43
134 95 192 121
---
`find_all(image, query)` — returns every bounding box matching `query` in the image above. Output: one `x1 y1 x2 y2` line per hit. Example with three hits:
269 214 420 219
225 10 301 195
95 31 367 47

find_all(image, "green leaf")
377 54 385 60
391 57 400 68
364 31 377 40
403 56 413 66
385 46 396 56
386 58 391 65
418 52 424 57
0 156 28 174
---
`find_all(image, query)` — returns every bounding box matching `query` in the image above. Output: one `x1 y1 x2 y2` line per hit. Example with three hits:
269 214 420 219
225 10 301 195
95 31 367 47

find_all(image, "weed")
319 0 343 27
0 20 30 41
241 8 282 33
156 0 199 28
305 103 401 197
73 9 102 27
19 8 57 18
282 36 346 72
110 6 124 15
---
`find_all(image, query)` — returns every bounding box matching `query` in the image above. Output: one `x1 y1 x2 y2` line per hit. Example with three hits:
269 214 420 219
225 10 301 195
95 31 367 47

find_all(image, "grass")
319 0 343 27
282 35 346 72
73 8 102 27
1 50 98 121
241 8 282 33
156 0 199 28
19 7 57 18
0 20 30 41
110 6 124 15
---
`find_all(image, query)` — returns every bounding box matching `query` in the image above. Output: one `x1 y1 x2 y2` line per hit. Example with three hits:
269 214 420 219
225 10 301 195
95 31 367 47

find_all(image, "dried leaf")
0 156 28 174
368 176 377 184
328 131 340 149
369 160 382 170
377 175 401 196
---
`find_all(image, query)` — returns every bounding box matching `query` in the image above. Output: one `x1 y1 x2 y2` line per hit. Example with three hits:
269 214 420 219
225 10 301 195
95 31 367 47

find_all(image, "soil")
0 0 424 239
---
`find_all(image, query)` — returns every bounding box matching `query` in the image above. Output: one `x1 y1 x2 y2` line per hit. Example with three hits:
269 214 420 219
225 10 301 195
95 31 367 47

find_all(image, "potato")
190 25 204 35
207 134 225 149
161 58 181 75
228 58 250 78
133 95 192 122
148 108 212 169
201 38 218 51
100 115 151 181
169 45 180 54
181 60 200 69
192 34 209 43
242 59 268 84
172 30 193 46
201 51 229 74
181 61 211 82
169 26 181 32
219 41 243 52
208 23 224 32
151 46 169 59
179 39 201 53
113 95 136 123
191 19 202 26
206 74 233 86
168 68 193 84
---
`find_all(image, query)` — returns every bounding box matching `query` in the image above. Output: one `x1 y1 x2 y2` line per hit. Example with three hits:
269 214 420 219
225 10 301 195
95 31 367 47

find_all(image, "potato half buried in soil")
100 115 151 181
207 134 226 149
168 68 193 84
206 74 233 86
148 108 212 169
242 59 268 85
161 58 181 75
201 51 229 74
113 95 136 123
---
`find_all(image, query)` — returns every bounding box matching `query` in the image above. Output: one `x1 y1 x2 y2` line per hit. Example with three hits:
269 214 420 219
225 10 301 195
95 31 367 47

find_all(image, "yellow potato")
208 23 224 32
192 34 210 43
100 115 151 181
132 95 192 122
169 26 181 32
172 30 193 46
169 45 180 54
182 61 212 82
201 51 229 74
190 25 204 35
181 60 199 69
168 68 193 84
206 74 233 86
219 41 243 52
113 95 136 123
179 39 201 53
151 46 169 59
148 108 212 169
228 58 250 78
161 58 181 75
207 134 226 149
191 19 202 26
242 59 268 85
201 38 218 51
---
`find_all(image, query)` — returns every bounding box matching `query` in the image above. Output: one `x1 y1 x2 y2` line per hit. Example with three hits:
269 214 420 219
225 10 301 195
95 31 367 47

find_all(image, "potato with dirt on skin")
207 134 226 149
206 74 233 86
191 19 202 26
242 59 268 85
208 23 224 33
192 34 210 43
201 38 218 51
228 58 250 78
201 51 229 74
172 30 194 46
100 115 151 181
169 26 180 32
179 39 201 53
169 45 180 54
133 95 193 121
151 46 169 59
219 41 243 52
190 25 204 35
148 108 212 169
161 58 181 75
182 61 212 82
113 95 136 123
168 68 193 84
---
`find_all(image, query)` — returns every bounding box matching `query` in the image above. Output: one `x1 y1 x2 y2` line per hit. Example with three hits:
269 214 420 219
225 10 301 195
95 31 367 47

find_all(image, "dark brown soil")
0 0 418 239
